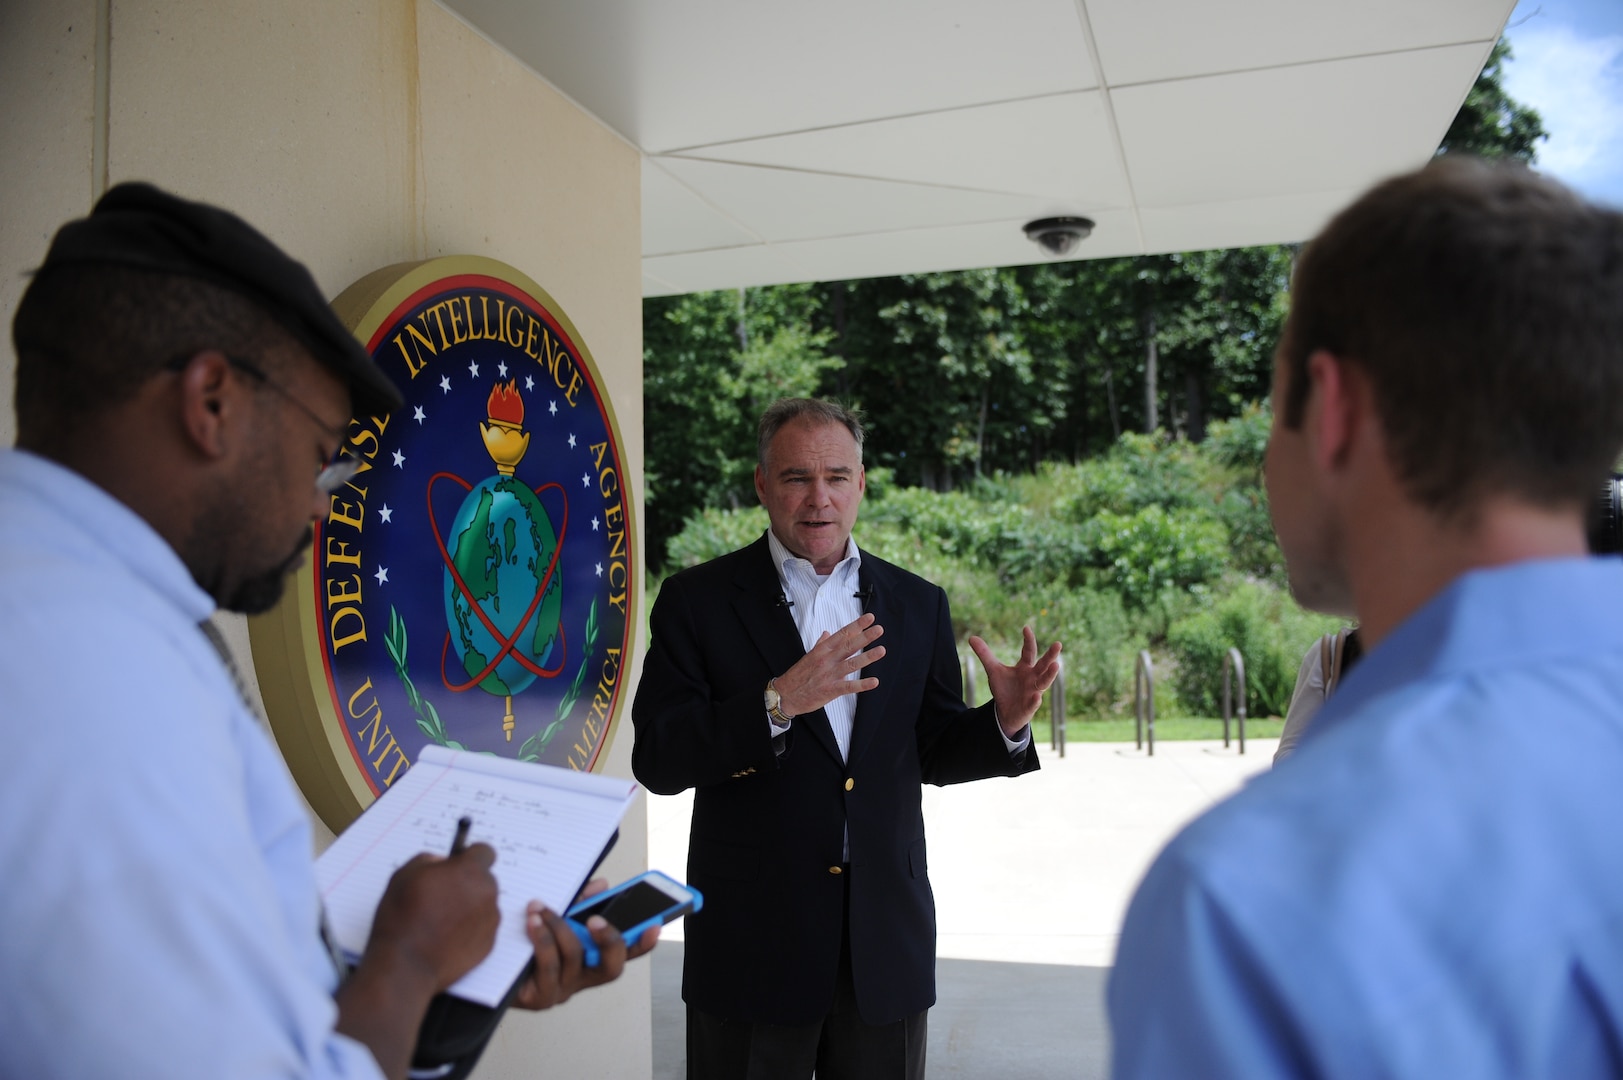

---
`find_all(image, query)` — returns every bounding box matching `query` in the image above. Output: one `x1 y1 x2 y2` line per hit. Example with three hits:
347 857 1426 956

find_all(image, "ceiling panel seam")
1136 183 1364 214
650 88 1100 157
645 154 770 247
1072 0 1144 252
654 155 1124 206
1106 37 1501 93
653 212 1104 255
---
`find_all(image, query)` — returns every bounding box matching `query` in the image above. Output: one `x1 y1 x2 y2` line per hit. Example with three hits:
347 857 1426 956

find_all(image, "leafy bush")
1214 487 1283 583
1027 588 1137 715
861 486 1029 567
1050 433 1211 522
1165 580 1345 718
997 519 1094 589
1203 401 1272 475
664 506 768 569
1082 505 1229 610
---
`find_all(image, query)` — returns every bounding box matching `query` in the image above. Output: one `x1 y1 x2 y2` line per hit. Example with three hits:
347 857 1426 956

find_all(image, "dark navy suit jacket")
631 534 1038 1025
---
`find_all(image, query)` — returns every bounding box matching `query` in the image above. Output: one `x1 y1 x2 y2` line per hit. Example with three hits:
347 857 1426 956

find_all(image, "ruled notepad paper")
314 745 639 1006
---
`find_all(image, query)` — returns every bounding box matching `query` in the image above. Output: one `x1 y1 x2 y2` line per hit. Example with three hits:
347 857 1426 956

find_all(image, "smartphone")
563 870 703 967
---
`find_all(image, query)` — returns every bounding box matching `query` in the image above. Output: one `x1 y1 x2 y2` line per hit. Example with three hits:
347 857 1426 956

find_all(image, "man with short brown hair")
1109 158 1623 1078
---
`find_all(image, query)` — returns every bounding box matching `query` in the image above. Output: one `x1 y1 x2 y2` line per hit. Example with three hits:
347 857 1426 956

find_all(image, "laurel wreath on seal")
385 605 466 751
383 602 601 763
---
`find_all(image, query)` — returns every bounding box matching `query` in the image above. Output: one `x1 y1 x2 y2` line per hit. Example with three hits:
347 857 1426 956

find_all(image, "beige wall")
0 0 98 453
0 1 651 1076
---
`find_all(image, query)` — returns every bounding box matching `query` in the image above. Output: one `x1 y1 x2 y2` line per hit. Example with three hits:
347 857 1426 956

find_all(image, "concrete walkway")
645 737 1277 1079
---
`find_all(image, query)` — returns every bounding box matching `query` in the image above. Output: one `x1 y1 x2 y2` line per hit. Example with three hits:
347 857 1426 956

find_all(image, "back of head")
13 264 284 456
11 182 402 454
1280 157 1623 518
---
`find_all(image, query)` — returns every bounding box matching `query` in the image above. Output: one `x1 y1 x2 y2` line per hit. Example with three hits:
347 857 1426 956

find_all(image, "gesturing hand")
969 626 1063 737
513 878 659 1011
772 612 887 717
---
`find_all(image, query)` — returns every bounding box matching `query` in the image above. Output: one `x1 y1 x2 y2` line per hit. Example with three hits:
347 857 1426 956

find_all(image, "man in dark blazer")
633 398 1061 1080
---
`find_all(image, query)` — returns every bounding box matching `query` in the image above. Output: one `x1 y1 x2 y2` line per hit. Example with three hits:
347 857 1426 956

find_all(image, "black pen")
450 815 472 855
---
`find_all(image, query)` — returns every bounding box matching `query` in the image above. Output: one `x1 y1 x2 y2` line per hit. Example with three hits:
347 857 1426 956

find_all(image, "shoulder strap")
1322 627 1354 699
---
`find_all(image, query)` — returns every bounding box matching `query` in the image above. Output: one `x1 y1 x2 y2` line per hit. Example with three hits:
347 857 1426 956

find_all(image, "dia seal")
249 257 635 831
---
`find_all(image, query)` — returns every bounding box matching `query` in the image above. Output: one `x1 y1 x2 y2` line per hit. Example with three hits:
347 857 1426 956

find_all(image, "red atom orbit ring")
427 472 568 692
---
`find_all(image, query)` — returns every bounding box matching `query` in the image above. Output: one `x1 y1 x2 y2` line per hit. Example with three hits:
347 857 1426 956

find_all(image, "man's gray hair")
757 398 866 468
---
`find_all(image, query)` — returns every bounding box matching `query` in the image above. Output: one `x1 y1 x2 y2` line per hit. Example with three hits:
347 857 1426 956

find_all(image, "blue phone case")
563 870 704 967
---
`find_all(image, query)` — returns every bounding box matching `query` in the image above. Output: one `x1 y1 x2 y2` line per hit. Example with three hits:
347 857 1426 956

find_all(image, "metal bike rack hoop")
1134 650 1155 756
1222 647 1247 754
1050 654 1066 758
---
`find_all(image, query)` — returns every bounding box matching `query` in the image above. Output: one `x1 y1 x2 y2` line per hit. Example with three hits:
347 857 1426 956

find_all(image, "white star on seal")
392 449 405 469
497 361 508 377
525 376 534 391
595 562 604 578
592 516 600 532
412 405 426 424
374 566 389 586
439 375 452 394
379 505 393 524
568 433 577 449
549 400 558 417
581 472 591 488
468 360 480 378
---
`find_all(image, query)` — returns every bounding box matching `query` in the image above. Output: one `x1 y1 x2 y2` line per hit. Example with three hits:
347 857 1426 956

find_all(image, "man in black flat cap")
0 183 647 1080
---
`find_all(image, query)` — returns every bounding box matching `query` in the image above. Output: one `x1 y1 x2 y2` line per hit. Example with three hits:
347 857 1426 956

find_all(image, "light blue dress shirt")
0 449 383 1079
1109 557 1623 1079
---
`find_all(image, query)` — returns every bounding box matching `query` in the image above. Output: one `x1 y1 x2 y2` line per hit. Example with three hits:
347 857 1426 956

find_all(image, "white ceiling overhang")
440 0 1516 297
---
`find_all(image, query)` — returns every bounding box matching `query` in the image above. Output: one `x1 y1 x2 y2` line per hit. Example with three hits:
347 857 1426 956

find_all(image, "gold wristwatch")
764 678 796 724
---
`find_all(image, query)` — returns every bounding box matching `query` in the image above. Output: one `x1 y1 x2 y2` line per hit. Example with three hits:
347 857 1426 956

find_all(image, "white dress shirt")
765 529 864 757
762 530 1031 758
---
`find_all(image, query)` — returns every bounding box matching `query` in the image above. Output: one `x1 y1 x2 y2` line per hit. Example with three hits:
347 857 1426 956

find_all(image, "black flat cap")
37 181 403 418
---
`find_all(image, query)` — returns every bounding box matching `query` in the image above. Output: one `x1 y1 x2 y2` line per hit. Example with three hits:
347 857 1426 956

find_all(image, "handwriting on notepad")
410 784 550 838
313 746 639 1007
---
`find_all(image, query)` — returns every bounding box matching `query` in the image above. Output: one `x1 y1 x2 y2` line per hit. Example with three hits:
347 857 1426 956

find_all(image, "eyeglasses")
228 356 363 494
168 352 361 494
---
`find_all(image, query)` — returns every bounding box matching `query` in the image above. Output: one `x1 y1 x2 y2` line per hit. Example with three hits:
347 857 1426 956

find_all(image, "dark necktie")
198 618 259 718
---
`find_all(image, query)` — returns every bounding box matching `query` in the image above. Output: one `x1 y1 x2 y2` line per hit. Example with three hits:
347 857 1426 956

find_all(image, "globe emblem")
442 474 562 697
429 379 570 741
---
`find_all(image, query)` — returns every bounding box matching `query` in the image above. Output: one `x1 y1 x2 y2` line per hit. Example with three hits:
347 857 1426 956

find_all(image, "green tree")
645 247 1291 532
642 286 837 563
1438 38 1547 162
830 270 1036 490
1014 249 1287 454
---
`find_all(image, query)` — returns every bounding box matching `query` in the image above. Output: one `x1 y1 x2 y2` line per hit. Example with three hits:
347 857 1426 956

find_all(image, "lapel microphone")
853 585 875 608
775 593 795 608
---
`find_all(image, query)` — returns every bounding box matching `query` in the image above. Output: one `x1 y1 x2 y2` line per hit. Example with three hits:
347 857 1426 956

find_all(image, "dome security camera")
1023 216 1096 258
